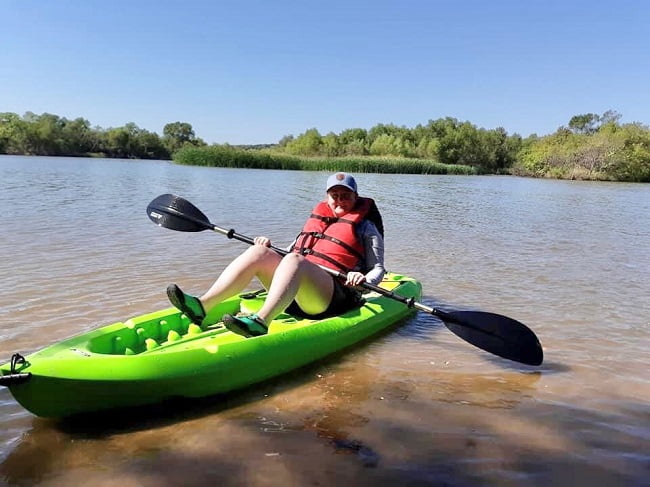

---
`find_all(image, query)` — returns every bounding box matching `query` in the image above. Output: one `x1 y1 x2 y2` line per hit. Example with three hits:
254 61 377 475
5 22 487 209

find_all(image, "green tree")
338 128 368 145
1 111 194 159
425 117 460 139
369 134 397 155
321 132 341 156
285 128 323 156
61 117 89 154
338 128 368 156
612 122 650 181
568 113 600 134
368 124 398 144
103 126 131 158
135 130 168 159
101 122 168 159
599 110 622 126
514 118 650 181
481 127 519 171
0 112 29 154
415 136 440 159
278 134 294 147
568 110 622 135
163 121 201 153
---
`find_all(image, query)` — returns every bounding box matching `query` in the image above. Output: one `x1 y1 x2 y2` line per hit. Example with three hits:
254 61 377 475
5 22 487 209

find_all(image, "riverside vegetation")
1 110 648 182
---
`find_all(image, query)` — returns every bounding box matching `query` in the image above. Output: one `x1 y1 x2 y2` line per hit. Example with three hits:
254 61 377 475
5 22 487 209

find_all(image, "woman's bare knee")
279 252 305 268
242 244 277 262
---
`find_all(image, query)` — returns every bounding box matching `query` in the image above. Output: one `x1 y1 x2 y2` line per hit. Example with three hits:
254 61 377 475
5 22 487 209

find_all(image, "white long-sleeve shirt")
353 219 385 285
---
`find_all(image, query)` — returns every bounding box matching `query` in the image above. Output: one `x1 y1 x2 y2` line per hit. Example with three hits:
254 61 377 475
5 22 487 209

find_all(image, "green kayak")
0 272 421 418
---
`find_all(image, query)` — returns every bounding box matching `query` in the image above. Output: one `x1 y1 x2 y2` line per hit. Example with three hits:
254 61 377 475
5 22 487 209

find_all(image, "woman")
167 172 385 338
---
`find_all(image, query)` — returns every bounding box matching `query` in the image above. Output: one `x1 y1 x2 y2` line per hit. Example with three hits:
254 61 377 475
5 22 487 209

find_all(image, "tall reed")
174 146 478 175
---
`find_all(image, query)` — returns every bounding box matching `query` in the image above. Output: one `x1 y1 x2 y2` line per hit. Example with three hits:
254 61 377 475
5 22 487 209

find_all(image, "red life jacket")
292 197 375 273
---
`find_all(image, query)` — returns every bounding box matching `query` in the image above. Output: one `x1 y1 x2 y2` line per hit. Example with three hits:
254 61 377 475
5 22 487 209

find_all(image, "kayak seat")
240 297 264 315
378 279 402 291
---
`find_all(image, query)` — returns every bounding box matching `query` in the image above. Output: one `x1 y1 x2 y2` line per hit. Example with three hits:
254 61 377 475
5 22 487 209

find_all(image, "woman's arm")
359 220 385 285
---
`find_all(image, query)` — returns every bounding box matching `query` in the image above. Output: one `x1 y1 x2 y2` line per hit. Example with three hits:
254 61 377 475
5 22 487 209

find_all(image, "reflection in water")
0 156 648 485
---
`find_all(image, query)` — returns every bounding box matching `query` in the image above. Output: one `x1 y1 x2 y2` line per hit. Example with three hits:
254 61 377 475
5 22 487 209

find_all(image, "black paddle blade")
147 194 213 233
438 310 543 366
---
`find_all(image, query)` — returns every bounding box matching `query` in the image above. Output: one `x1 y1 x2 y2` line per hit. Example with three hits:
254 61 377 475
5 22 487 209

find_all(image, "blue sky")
1 0 647 144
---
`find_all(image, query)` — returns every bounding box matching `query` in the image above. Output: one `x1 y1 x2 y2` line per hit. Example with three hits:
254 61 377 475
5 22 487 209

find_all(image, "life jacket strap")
294 231 364 261
297 248 352 273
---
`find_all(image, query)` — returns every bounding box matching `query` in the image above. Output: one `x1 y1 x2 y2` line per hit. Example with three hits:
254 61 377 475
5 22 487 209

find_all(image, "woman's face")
327 187 357 216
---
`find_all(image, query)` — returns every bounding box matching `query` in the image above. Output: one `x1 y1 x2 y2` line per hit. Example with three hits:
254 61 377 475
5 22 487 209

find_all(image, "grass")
173 145 478 175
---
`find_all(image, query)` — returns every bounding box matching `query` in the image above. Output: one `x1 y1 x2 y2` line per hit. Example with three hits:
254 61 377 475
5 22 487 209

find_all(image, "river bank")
173 143 650 182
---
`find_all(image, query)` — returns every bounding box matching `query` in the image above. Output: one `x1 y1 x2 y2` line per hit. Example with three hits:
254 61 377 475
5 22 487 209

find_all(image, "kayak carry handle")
0 353 32 386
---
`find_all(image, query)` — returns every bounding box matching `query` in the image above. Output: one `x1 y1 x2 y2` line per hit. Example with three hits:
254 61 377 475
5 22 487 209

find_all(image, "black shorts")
285 277 364 320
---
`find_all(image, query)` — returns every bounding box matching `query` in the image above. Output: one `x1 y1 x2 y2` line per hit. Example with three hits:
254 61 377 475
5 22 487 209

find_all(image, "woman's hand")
254 236 271 247
345 271 366 287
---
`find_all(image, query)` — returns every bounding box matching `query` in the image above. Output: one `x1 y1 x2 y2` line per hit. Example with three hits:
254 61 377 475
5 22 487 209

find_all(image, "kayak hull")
1 273 421 418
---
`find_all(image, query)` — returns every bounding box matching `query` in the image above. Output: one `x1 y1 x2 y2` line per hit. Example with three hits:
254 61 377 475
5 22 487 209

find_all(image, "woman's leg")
200 245 282 311
256 253 334 322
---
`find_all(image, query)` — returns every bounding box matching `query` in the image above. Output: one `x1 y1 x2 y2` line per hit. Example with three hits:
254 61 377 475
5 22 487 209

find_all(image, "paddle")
147 194 543 366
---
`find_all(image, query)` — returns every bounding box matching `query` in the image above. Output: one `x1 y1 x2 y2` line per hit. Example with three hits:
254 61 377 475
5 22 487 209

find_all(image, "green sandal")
166 284 206 325
222 314 268 338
